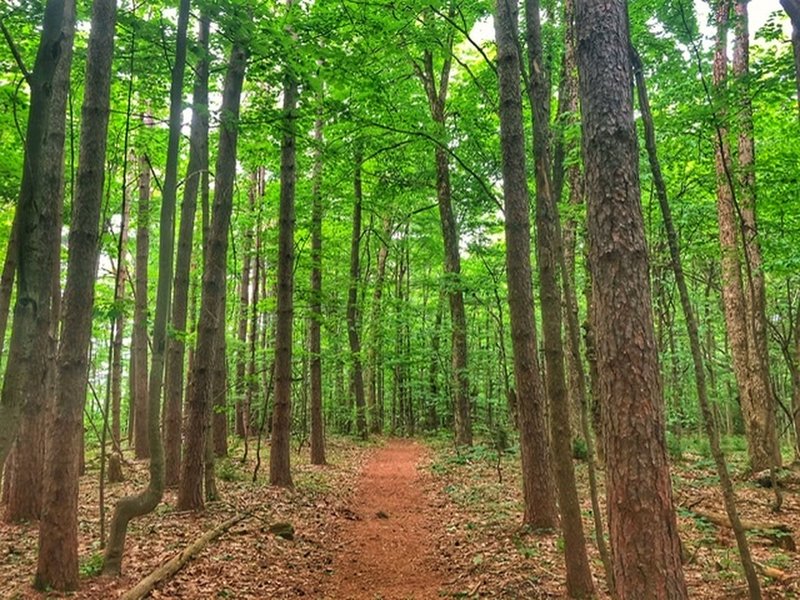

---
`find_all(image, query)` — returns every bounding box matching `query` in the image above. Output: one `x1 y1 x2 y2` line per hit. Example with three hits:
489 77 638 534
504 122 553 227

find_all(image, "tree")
574 0 688 596
781 0 800 118
494 0 557 531
179 41 247 511
35 0 118 589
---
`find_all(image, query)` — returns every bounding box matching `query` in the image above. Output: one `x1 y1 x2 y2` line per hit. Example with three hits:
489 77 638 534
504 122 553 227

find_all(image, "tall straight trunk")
35 0 117 589
633 45 761 600
111 194 130 445
132 148 150 459
3 1 75 523
347 146 368 440
163 14 210 486
0 0 73 467
103 0 191 574
734 0 780 471
212 303 228 458
525 0 593 595
575 1 688 597
781 0 800 118
712 0 778 472
236 176 256 438
178 43 246 511
270 2 298 488
416 32 472 446
366 220 390 434
309 104 326 464
494 0 557 531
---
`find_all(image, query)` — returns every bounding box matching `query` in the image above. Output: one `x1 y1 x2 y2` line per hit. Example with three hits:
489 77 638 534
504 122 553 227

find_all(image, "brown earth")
326 439 443 600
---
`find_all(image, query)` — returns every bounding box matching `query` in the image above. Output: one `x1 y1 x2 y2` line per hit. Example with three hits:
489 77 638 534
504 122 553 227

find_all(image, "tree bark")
163 13 210 486
103 0 191 574
35 0 117 589
575 0 688 596
178 42 246 511
633 44 762 600
270 1 298 488
525 0 594 595
494 0 557 531
0 0 73 468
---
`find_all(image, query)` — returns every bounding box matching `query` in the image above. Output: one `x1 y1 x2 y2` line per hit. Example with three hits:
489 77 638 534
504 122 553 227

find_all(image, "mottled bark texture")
575 0 688 597
164 14 210 487
35 0 117 590
178 43 246 511
494 0 557 531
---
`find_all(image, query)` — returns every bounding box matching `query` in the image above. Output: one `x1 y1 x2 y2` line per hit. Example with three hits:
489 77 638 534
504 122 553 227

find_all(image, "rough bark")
494 0 557 530
35 0 117 589
347 146 368 440
163 14 210 487
633 45 761 600
270 5 298 487
103 0 191 574
0 0 73 468
525 0 594 595
575 0 688 596
309 105 326 464
178 43 246 511
3 0 74 523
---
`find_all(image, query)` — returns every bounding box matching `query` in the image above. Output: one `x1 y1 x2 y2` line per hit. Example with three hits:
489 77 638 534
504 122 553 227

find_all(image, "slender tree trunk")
163 14 210 487
494 0 557 531
3 0 75 523
236 176 255 439
525 0 594 595
633 45 761 600
103 0 191 574
270 1 298 488
0 0 73 468
35 0 117 589
111 193 131 448
347 146 368 440
575 1 688 596
309 103 326 464
212 299 228 458
132 149 150 460
366 221 390 435
178 43 246 511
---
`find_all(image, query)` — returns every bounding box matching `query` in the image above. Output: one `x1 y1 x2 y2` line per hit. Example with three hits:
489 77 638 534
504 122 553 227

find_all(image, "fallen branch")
119 512 251 600
693 509 796 551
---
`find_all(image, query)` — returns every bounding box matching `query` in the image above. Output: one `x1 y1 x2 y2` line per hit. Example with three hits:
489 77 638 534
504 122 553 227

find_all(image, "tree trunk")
494 0 557 531
270 3 298 487
0 215 19 362
575 0 688 596
0 0 73 468
132 149 150 460
212 297 228 458
35 0 117 589
366 220 390 435
781 0 800 119
111 196 130 447
309 103 326 464
633 45 762 600
235 176 255 439
163 13 210 487
347 146 368 440
524 0 594 595
3 0 75 523
103 0 191 574
178 42 246 511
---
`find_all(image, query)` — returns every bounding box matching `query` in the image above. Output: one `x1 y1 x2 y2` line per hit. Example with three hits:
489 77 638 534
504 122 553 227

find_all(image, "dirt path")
327 439 443 600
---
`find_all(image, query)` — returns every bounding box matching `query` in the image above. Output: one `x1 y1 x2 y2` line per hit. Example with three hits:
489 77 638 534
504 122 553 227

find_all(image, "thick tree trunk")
633 45 762 600
0 0 73 468
132 150 150 460
575 0 688 597
347 146 368 440
494 0 557 531
309 106 326 464
35 0 117 589
178 43 246 511
103 0 191 574
270 5 298 487
524 0 594 595
163 14 210 487
3 0 74 523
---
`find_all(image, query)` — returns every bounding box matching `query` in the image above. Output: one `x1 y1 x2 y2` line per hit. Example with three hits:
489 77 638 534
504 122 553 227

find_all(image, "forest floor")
3 434 800 598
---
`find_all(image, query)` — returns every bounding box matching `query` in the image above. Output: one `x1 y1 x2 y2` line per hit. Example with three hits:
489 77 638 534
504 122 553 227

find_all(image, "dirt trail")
327 439 443 600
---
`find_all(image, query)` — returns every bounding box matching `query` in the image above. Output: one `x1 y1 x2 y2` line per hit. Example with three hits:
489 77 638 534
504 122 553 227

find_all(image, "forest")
0 0 799 598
